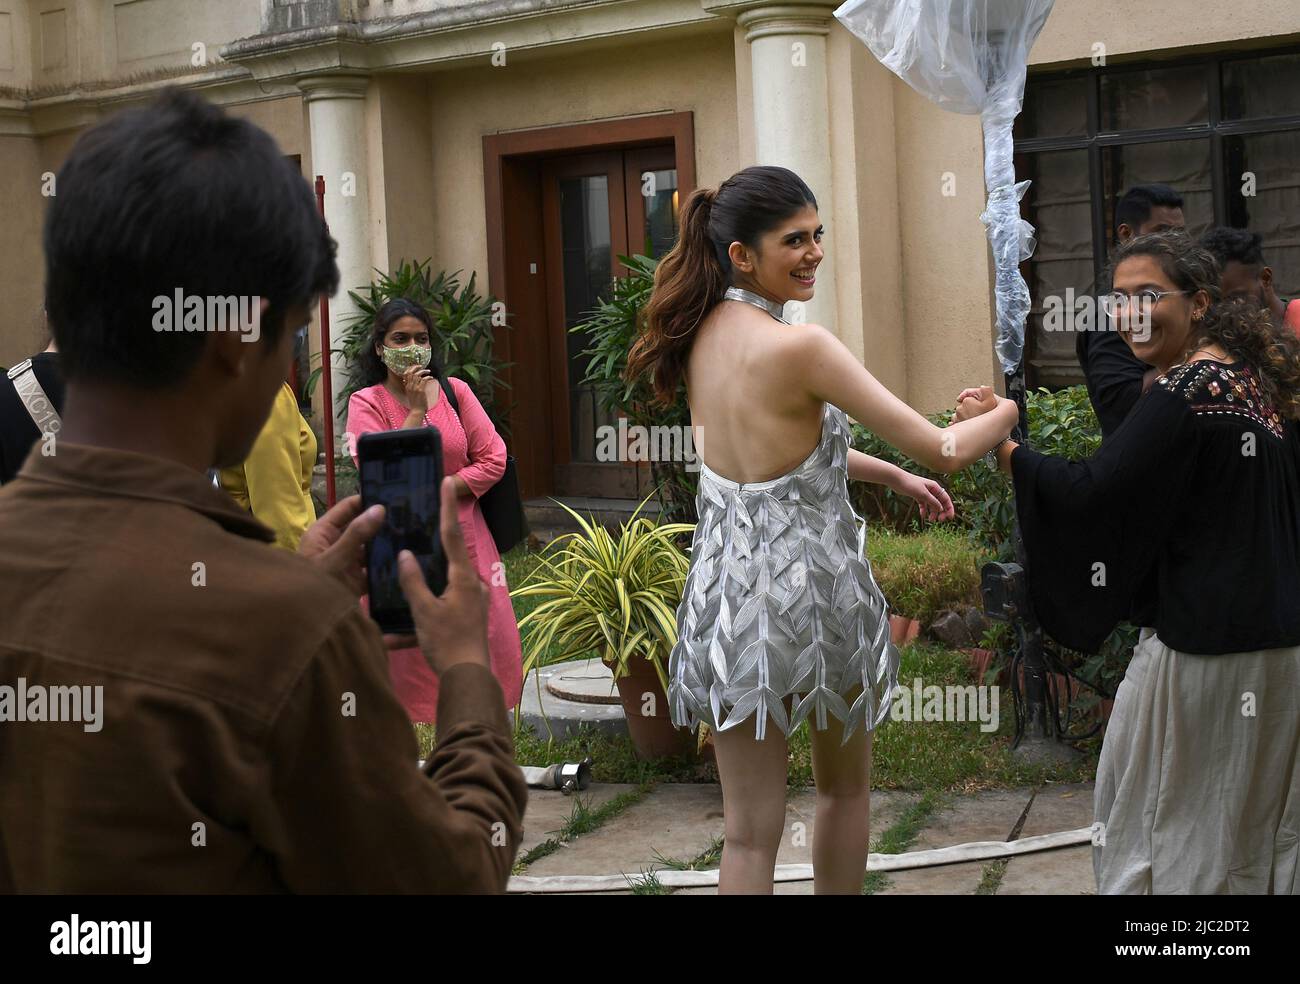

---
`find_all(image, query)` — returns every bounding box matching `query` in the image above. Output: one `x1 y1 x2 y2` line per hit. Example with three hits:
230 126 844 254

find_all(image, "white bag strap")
6 359 62 438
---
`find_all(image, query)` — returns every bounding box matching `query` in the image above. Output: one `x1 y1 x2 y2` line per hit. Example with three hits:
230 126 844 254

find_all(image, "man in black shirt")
0 338 63 484
1077 184 1185 437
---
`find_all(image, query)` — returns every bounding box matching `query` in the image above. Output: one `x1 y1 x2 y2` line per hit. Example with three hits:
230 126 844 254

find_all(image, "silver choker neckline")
724 286 787 323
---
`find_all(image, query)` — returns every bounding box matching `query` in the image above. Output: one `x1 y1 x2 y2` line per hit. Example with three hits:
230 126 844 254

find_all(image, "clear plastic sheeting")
835 0 1055 374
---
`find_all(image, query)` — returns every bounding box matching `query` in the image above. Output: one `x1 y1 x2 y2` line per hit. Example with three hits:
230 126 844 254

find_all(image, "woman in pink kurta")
346 298 523 722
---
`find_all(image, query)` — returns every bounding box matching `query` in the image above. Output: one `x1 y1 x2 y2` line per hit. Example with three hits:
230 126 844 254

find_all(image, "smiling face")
1111 254 1208 371
726 204 824 307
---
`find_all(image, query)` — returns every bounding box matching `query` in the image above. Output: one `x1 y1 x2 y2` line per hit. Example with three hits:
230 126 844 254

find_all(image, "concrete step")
524 496 662 539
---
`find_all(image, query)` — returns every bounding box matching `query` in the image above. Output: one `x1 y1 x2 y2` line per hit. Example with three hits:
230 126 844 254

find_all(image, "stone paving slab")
997 845 1096 895
874 789 1032 895
515 781 1099 895
997 782 1097 895
520 782 724 885
1017 782 1096 836
518 782 639 859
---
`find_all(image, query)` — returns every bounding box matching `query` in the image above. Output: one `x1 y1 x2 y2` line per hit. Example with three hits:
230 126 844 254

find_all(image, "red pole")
315 174 336 508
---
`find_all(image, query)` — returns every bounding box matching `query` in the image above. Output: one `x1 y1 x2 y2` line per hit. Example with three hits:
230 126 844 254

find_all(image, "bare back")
684 299 825 484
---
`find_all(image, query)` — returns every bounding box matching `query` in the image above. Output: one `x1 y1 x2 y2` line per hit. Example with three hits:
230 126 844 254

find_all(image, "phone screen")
358 428 447 634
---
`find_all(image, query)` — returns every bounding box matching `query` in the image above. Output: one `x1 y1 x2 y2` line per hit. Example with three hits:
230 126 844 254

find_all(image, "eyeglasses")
1100 289 1188 319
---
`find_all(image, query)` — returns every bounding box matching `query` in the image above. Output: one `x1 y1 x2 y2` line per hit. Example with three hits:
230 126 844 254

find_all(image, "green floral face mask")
381 343 432 374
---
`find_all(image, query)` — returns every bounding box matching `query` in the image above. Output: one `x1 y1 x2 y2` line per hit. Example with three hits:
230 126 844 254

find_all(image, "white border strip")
508 827 1093 893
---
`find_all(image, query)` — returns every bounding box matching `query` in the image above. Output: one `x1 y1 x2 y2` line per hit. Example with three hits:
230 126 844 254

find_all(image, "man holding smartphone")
0 89 526 893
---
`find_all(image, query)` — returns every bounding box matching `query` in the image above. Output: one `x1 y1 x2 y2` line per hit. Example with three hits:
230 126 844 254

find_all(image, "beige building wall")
3 0 1300 412
1031 0 1300 65
0 130 46 358
422 28 739 288
890 82 997 411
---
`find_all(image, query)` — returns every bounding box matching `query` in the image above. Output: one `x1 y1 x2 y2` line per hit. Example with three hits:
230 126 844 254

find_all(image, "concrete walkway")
512 781 1097 895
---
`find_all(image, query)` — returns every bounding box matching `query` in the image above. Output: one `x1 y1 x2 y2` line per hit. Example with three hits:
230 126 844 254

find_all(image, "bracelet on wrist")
984 436 1011 469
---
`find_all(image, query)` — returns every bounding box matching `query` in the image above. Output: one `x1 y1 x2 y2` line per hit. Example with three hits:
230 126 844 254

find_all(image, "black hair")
357 297 443 388
43 87 338 388
1114 183 1184 237
1200 225 1267 269
627 165 818 404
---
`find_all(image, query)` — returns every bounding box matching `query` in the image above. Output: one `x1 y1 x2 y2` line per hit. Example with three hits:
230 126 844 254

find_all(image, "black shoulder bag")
438 377 529 554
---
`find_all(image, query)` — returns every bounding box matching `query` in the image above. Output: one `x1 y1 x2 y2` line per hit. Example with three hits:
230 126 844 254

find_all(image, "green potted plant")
512 499 696 759
570 254 698 524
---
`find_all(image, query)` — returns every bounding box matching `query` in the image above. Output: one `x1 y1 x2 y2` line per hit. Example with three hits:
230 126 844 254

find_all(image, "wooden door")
541 147 681 498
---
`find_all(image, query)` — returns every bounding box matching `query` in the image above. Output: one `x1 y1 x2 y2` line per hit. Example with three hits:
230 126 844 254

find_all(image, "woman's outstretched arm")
798 323 1017 473
847 450 955 521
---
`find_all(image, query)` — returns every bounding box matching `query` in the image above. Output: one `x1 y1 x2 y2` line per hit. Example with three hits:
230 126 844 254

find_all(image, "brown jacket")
0 442 527 892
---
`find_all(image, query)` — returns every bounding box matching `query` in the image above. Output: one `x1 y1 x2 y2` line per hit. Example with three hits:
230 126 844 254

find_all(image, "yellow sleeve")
242 383 315 551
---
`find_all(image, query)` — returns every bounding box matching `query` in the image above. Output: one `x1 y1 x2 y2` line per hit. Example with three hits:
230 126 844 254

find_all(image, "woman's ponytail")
624 165 818 407
625 187 727 406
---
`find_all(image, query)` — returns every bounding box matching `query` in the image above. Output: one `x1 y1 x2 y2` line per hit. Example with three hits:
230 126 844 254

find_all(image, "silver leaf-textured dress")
667 291 900 744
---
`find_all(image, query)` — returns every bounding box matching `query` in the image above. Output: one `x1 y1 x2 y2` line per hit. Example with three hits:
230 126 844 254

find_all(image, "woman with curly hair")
958 230 1300 894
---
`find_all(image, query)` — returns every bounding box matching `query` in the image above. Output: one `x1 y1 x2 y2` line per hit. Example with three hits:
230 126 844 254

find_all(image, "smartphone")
358 428 447 634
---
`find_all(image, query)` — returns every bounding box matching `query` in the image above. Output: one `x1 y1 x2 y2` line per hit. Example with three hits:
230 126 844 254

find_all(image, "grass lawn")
415 536 1101 793
498 641 1098 792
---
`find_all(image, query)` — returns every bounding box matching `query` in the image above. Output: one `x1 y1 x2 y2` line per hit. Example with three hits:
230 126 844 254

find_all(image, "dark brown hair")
1113 231 1300 418
625 166 817 406
1190 297 1300 419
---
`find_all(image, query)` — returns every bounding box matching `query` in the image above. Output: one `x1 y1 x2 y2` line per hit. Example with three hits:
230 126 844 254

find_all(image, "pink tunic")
347 379 523 722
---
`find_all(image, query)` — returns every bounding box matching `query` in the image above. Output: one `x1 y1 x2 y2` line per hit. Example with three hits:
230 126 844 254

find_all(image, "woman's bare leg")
807 691 874 894
712 708 790 894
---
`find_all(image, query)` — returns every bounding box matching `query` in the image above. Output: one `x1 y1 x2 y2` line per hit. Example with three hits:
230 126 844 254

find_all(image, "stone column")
298 73 372 437
737 3 838 331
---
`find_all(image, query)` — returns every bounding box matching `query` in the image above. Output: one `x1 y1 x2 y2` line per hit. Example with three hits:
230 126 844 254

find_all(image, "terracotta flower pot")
961 646 997 684
611 657 696 761
889 614 921 646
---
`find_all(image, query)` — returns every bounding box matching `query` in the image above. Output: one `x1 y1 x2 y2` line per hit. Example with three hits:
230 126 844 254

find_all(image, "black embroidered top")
1010 359 1300 655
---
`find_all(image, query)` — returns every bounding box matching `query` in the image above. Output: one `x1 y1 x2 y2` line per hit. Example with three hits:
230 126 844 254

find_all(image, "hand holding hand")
950 385 999 423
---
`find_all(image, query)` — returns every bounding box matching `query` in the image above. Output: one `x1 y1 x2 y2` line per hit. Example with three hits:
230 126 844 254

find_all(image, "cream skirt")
1093 627 1300 894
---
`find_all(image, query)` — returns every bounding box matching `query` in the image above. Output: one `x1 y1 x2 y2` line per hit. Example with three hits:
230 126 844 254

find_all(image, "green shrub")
866 527 982 624
306 258 512 424
850 384 1102 563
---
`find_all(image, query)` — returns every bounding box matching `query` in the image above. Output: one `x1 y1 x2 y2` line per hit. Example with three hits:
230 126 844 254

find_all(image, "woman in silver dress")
626 166 1019 893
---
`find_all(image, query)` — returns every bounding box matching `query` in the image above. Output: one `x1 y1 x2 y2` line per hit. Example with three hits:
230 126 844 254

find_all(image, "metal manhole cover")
544 656 621 704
